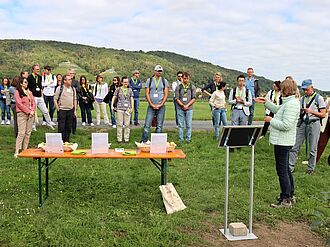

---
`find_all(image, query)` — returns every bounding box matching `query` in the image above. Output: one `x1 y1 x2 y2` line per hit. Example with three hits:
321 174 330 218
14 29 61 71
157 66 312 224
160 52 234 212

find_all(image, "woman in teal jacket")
256 78 300 208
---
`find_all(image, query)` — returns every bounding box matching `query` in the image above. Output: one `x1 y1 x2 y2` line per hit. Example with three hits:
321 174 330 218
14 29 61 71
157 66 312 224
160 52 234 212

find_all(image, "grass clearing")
0 126 329 246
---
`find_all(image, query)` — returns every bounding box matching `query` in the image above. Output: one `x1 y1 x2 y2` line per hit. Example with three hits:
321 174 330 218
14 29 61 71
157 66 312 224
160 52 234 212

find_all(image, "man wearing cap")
289 79 326 174
129 70 142 125
141 65 169 143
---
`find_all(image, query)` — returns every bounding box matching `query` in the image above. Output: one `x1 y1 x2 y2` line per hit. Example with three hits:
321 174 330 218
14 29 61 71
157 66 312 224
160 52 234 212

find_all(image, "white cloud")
0 0 329 90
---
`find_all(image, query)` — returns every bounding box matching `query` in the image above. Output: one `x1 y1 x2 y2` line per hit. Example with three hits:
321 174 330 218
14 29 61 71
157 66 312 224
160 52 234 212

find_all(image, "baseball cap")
301 79 313 89
154 65 163 71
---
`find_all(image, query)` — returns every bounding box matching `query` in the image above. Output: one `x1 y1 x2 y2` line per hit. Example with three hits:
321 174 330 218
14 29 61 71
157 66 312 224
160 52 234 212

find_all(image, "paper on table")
91 133 109 154
45 133 63 153
150 133 167 154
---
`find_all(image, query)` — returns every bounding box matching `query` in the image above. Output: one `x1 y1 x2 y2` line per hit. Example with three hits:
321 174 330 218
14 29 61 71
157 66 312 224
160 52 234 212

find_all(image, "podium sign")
218 125 263 241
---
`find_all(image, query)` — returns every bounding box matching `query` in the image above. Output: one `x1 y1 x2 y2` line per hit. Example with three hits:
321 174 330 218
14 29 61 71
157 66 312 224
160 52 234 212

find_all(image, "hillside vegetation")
0 39 275 92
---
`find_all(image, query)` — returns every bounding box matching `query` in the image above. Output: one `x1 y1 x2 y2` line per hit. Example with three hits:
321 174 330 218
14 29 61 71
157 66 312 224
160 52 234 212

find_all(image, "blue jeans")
131 98 140 125
274 145 294 199
43 95 55 121
109 102 116 125
213 108 227 139
177 108 193 141
0 99 11 121
141 105 166 142
248 101 255 125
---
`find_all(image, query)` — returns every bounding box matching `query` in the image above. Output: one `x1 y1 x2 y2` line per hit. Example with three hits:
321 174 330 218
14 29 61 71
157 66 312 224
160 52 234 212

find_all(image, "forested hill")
0 39 292 93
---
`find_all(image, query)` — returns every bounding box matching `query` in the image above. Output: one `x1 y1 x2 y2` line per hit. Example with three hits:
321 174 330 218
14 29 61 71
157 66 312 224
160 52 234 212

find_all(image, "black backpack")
57 84 76 106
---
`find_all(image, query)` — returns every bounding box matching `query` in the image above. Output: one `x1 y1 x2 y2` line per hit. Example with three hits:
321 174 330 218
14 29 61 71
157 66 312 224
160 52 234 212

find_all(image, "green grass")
0 126 329 246
40 100 267 121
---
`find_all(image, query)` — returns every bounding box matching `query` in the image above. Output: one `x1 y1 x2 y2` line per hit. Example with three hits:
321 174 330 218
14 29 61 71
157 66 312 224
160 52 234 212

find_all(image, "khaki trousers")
94 102 109 125
116 110 131 142
16 112 34 152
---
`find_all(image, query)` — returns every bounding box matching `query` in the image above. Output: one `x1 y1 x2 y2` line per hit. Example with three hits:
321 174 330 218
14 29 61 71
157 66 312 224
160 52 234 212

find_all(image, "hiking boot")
306 169 314 175
276 195 296 204
270 198 292 208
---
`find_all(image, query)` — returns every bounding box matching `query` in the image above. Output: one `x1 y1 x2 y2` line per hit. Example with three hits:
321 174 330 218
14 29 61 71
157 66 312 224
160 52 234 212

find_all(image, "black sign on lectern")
218 125 263 148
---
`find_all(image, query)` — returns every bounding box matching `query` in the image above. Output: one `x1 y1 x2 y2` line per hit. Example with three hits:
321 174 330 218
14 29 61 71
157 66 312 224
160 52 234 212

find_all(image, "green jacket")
265 95 300 146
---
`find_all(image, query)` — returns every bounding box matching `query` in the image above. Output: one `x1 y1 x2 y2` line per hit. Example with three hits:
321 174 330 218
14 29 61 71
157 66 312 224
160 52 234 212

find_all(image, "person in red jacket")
14 77 36 158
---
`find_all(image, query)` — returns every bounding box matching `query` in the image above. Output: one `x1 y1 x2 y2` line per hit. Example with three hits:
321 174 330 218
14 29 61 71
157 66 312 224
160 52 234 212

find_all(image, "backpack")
231 87 249 109
148 76 166 90
57 84 76 107
42 74 56 83
299 93 321 125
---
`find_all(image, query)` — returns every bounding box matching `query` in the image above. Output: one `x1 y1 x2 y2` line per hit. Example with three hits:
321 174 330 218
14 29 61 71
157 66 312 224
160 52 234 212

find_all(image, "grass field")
0 126 329 246
39 100 267 121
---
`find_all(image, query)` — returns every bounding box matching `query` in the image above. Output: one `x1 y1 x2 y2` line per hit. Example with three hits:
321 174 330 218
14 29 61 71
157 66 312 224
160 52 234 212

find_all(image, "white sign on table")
150 133 167 154
91 133 109 154
45 133 64 153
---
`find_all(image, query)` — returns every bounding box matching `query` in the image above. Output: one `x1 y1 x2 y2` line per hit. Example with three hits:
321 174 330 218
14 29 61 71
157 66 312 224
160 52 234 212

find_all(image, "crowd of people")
1 63 329 208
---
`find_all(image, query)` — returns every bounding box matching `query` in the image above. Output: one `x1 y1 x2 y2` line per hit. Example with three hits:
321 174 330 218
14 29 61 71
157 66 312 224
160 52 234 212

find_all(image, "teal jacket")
265 95 300 146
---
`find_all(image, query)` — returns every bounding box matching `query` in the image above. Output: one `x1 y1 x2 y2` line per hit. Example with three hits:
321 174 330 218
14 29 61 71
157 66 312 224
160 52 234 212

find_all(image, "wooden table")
18 149 186 207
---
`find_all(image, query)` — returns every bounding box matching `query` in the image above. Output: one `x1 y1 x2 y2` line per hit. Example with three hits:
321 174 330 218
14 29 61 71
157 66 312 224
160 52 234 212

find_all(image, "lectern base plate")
219 229 258 241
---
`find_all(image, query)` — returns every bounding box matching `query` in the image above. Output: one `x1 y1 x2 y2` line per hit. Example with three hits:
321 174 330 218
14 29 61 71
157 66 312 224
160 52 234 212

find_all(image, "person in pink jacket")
14 77 36 158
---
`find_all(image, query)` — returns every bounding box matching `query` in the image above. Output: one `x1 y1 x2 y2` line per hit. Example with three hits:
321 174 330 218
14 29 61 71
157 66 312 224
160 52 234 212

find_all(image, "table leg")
45 158 49 198
37 158 42 207
161 159 167 185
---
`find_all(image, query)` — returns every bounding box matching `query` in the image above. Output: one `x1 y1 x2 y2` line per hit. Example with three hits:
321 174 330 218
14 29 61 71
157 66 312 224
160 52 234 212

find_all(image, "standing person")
14 77 36 158
20 71 29 79
289 79 326 174
260 81 282 137
172 71 183 128
67 69 80 91
255 79 300 208
27 64 55 130
54 75 77 142
0 77 11 125
9 76 20 137
42 66 57 125
129 70 142 126
209 81 227 140
228 75 252 126
108 76 120 128
112 77 134 143
175 72 196 143
141 65 169 143
56 74 63 89
78 76 94 126
93 75 110 125
317 96 330 163
201 72 224 125
245 68 260 125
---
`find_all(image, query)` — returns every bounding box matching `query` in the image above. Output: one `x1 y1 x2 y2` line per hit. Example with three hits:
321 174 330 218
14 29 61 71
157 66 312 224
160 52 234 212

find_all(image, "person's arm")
137 80 142 90
42 76 49 87
185 86 197 108
227 89 236 105
209 91 216 107
255 80 260 97
306 96 327 118
201 82 212 97
130 96 134 113
243 90 253 107
145 79 155 108
54 88 59 112
73 88 77 116
159 80 169 107
264 100 281 114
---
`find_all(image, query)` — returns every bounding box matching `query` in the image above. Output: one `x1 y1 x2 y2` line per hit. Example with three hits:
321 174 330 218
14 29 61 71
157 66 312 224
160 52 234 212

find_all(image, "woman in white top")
209 81 227 139
261 80 282 137
93 75 109 125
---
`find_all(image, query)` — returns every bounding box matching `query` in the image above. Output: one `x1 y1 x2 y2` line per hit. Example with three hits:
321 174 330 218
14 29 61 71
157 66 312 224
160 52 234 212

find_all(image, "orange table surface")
18 149 186 159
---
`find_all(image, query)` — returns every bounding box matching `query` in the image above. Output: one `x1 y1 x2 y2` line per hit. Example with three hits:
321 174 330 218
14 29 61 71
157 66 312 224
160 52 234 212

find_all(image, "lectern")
218 125 263 241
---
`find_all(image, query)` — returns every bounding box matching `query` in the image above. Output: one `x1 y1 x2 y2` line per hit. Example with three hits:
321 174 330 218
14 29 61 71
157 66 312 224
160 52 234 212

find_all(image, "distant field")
39 100 267 121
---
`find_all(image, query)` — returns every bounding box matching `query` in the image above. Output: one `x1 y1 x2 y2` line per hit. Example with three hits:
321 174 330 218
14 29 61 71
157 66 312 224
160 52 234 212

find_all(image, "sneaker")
276 195 296 204
112 125 116 129
42 121 47 126
134 123 140 126
82 122 86 126
302 160 309 165
1 120 4 125
270 198 292 208
259 135 264 140
14 152 18 158
96 122 100 126
90 123 94 126
6 120 10 125
306 169 314 175
50 121 56 126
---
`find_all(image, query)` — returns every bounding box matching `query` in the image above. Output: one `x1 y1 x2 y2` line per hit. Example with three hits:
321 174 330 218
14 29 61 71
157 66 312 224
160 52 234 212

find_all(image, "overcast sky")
0 0 329 90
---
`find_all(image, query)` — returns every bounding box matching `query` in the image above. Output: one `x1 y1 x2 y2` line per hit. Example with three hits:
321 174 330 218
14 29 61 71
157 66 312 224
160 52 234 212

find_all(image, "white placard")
91 133 109 154
45 133 63 153
150 133 167 154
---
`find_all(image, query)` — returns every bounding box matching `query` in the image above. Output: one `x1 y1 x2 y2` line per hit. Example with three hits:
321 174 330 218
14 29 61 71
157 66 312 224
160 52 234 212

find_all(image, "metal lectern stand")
218 125 263 241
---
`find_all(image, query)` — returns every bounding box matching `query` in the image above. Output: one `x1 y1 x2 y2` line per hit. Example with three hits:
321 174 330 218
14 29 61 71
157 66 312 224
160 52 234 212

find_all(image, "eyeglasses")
177 75 183 78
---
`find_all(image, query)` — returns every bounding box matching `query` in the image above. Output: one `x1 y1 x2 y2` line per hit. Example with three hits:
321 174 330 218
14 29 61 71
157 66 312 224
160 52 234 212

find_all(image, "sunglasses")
156 70 163 72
